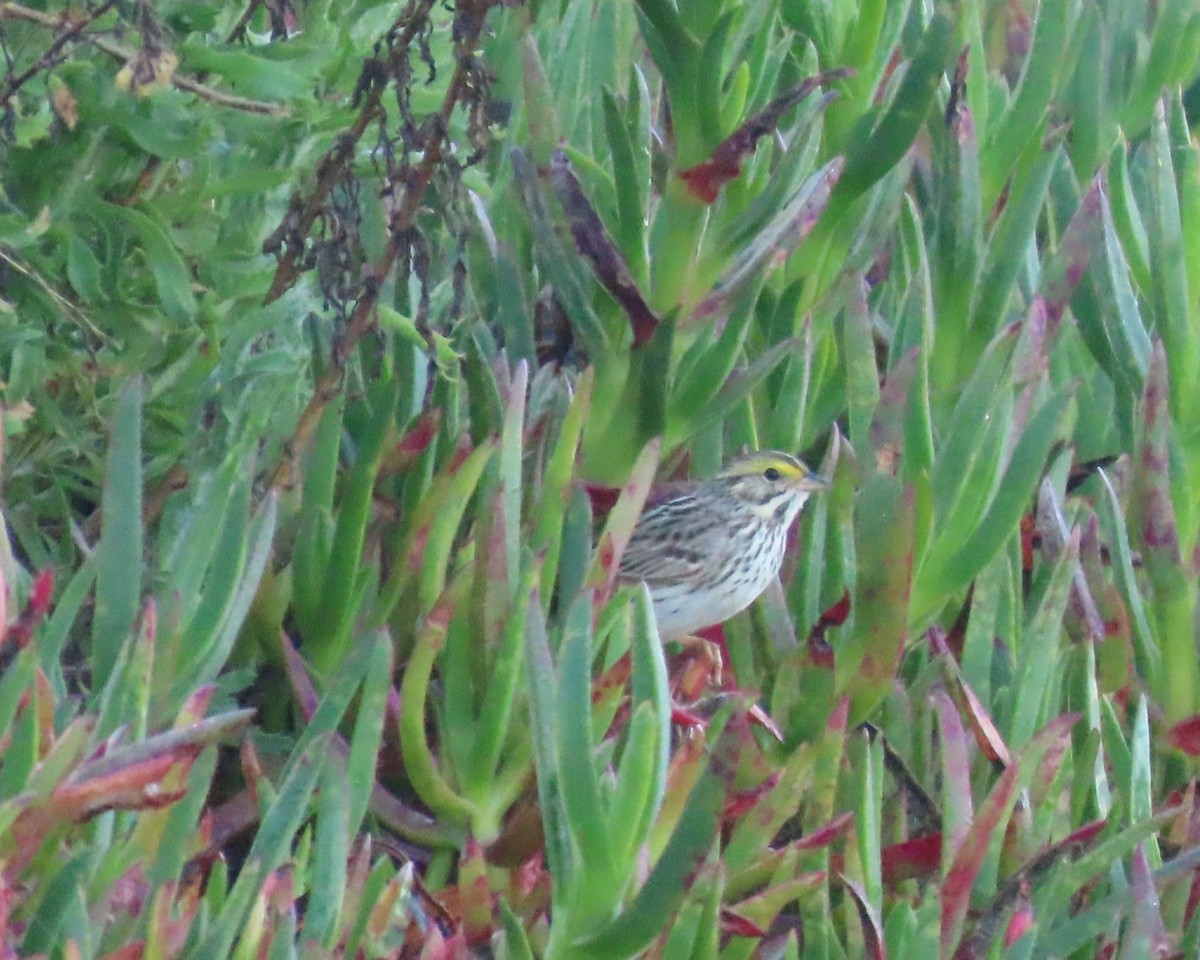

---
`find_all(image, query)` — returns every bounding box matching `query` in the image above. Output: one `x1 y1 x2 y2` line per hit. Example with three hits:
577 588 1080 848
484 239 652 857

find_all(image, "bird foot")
672 634 725 700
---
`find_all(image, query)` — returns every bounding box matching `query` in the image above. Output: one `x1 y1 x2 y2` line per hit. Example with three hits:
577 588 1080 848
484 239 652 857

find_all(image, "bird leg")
671 634 725 699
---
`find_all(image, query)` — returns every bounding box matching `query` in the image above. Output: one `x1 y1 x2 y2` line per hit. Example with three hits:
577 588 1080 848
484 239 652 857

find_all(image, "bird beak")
802 472 832 491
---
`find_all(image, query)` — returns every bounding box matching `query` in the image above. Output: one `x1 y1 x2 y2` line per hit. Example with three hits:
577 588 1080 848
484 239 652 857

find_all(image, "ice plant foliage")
0 0 1199 957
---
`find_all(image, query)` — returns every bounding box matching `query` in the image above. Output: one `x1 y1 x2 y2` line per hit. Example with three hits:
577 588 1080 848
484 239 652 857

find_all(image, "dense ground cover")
3 0 1200 956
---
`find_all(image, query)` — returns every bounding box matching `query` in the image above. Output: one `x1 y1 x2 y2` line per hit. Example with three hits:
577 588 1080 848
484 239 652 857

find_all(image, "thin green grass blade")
344 630 392 838
524 592 572 908
304 752 350 949
92 378 144 689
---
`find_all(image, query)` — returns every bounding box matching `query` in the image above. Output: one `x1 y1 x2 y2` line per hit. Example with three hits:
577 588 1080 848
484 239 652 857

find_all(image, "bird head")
715 450 831 522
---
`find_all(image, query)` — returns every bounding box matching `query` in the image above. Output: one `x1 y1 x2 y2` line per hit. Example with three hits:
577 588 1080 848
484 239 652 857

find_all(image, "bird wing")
617 491 713 586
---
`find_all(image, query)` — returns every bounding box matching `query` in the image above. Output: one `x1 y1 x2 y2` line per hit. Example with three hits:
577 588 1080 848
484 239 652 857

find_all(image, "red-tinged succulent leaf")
508 851 552 922
692 158 844 323
593 652 632 705
727 873 825 941
848 477 914 721
102 942 148 960
279 630 321 718
63 710 253 811
342 835 374 919
1137 343 1181 562
933 689 973 857
827 696 850 736
480 489 510 634
808 634 835 670
1041 175 1105 330
1037 480 1107 645
1080 514 1134 689
1029 717 1074 809
175 685 217 726
671 704 710 729
653 730 709 844
866 348 919 471
875 45 904 106
747 704 784 743
29 566 53 615
86 713 249 773
394 409 442 461
548 149 659 346
1124 843 1171 957
459 838 495 946
241 737 264 809
840 874 886 960
1166 715 1200 763
583 482 621 516
54 752 192 817
1163 781 1195 847
592 438 661 600
941 763 1019 957
366 870 406 941
726 707 777 786
1059 818 1109 849
1185 864 1200 929
928 626 950 656
515 852 546 898
0 874 12 952
801 590 852 674
7 567 54 649
262 866 296 914
1134 344 1196 721
678 69 852 203
9 749 197 876
126 880 199 960
881 833 942 885
405 524 432 577
1012 297 1049 409
445 437 477 474
818 590 852 628
724 772 781 820
1003 887 1035 947
35 667 54 756
953 748 1097 958
999 799 1035 896
797 812 856 852
947 668 1012 766
425 928 470 960
720 909 767 939
107 863 150 919
1020 512 1037 572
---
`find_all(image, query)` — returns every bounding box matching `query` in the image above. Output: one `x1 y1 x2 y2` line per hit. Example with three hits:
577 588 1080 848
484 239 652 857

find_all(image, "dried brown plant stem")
0 0 118 102
262 0 439 303
225 0 264 43
0 2 289 115
267 132 447 493
266 0 488 493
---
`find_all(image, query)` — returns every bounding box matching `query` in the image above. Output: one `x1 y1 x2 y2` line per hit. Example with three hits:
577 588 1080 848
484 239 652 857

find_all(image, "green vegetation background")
1 0 1200 956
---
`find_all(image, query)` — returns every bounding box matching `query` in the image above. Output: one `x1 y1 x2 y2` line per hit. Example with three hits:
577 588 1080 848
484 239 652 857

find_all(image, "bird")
619 450 830 641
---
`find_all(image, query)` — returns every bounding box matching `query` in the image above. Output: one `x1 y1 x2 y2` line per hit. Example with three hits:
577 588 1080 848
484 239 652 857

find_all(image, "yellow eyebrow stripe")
742 456 803 475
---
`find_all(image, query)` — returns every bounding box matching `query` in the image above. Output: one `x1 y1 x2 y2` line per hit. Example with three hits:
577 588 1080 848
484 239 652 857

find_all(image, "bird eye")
763 467 781 481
